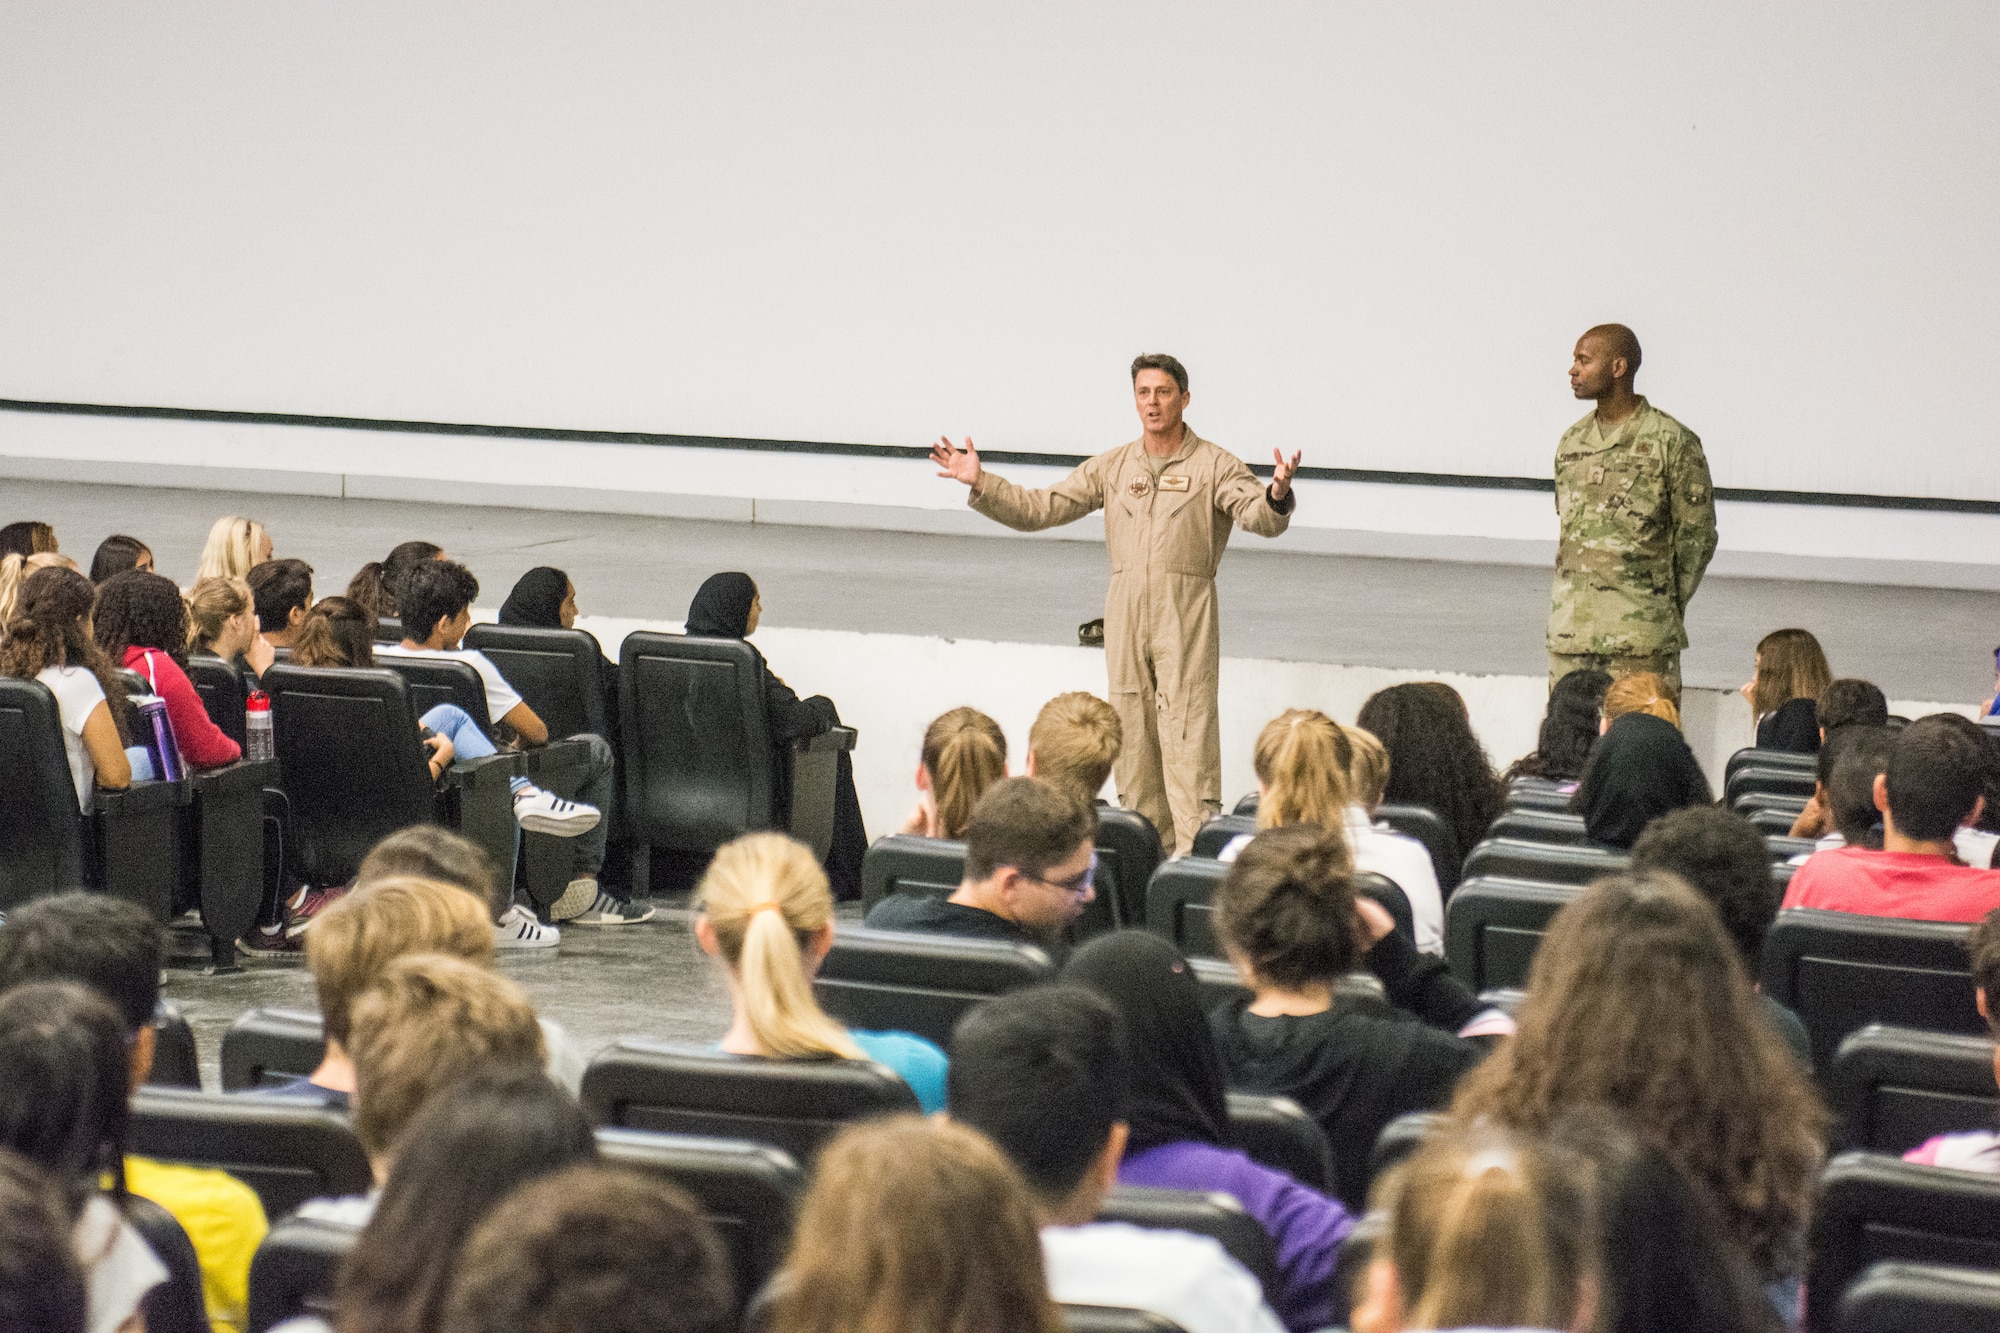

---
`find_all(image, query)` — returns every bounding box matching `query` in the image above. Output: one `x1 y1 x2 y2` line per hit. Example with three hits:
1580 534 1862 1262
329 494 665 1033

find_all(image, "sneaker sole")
570 907 657 927
549 880 600 922
515 809 601 837
496 935 561 949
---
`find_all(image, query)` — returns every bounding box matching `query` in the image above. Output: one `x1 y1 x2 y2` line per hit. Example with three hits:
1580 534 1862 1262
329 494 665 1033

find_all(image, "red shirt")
1780 845 2000 923
124 646 242 769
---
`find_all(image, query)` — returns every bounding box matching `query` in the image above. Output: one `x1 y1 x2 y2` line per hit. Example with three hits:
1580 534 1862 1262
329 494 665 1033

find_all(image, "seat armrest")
442 751 527 787
96 778 193 815
188 758 281 798
797 726 858 754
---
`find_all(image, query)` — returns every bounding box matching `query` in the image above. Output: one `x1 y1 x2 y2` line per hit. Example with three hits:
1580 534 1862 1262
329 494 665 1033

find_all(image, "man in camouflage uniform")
1548 324 1717 700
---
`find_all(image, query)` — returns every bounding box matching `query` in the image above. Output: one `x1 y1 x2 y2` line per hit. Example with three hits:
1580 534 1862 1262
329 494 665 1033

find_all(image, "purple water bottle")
132 692 184 781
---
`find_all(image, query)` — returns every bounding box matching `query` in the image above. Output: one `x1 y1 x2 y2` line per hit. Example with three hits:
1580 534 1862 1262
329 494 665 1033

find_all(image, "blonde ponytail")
921 707 1007 839
197 516 266 583
1602 672 1679 728
697 833 862 1060
1252 709 1355 846
0 552 78 629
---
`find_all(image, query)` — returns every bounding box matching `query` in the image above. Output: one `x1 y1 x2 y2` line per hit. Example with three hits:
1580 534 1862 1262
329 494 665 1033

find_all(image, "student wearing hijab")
1573 711 1713 849
685 572 867 900
498 566 619 711
1063 930 1354 1333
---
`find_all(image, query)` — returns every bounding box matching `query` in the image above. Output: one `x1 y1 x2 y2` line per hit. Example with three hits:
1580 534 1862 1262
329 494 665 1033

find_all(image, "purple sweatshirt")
1118 1140 1354 1332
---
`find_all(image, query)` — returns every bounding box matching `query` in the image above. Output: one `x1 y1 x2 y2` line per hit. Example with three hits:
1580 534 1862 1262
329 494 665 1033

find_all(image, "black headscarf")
1062 931 1232 1154
686 572 757 638
498 567 569 628
1574 712 1714 849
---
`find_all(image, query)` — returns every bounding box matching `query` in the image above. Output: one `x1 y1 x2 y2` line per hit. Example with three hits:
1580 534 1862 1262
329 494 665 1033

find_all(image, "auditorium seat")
1226 1091 1334 1191
1063 1307 1190 1333
1835 1261 2000 1333
1483 809 1588 846
1098 1185 1280 1302
187 652 250 749
1806 1152 2000 1333
1376 803 1461 893
1191 814 1253 859
619 632 856 889
1458 837 1626 886
181 756 281 968
247 1215 352 1333
1727 746 1819 785
1147 859 1413 958
1826 1025 1999 1155
1094 806 1164 930
1504 777 1575 813
859 833 1118 938
1769 835 1821 861
579 1038 919 1163
128 1194 211 1333
810 926 1057 1047
1366 1111 1445 1201
1761 910 1984 1072
261 663 520 888
1725 763 1818 808
221 1008 326 1091
1233 791 1259 817
1736 790 1811 821
1443 877 1579 992
147 1003 201 1090
1189 956 1251 1007
1750 806 1807 837
596 1126 805 1302
130 1086 370 1221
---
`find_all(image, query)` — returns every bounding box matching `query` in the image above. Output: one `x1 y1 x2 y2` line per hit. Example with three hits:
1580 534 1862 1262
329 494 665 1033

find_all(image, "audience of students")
865 776 1097 951
246 557 314 651
87 535 152 584
946 1002 1286 1333
1354 682 1501 886
685 571 868 899
1504 667 1611 784
1743 627 1834 754
695 831 948 1110
1025 690 1122 808
0 1149 89 1333
345 540 444 639
1208 825 1498 1207
93 568 244 770
899 705 1008 839
1573 707 1712 849
1904 906 2000 1172
358 820 559 952
1061 934 1353 1331
0 519 58 559
197 516 271 583
185 575 275 679
0 566 132 810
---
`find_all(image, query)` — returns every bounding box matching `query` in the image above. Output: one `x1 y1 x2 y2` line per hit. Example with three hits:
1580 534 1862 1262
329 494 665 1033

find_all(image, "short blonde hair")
347 953 545 1159
197 516 267 583
1027 692 1120 805
183 576 252 652
1602 673 1679 728
1345 725 1391 809
306 876 496 1045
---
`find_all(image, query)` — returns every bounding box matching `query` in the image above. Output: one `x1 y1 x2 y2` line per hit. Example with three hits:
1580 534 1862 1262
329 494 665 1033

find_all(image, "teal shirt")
852 1029 949 1112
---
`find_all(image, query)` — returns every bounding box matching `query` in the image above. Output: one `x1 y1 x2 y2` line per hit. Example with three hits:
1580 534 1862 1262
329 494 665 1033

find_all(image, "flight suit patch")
1157 474 1191 492
1127 476 1153 498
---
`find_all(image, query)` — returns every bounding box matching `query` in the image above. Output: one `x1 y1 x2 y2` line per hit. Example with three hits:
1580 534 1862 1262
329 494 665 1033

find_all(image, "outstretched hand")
931 435 982 488
1270 448 1302 499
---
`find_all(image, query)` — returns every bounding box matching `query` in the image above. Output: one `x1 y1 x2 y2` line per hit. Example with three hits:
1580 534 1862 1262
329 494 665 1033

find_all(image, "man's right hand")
931 435 982 488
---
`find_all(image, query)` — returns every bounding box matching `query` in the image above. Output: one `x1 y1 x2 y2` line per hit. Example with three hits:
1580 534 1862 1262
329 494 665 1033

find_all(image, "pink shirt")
1780 846 2000 923
124 646 242 770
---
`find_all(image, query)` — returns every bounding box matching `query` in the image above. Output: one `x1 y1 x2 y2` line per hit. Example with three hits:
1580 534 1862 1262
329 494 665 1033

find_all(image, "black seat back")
811 927 1056 1048
1726 764 1818 807
187 653 250 748
0 676 89 906
580 1039 919 1163
619 632 777 853
1366 1111 1445 1202
596 1126 806 1302
130 1086 371 1221
1484 809 1589 846
463 624 611 740
376 654 491 729
148 1003 201 1090
261 664 434 887
1226 1091 1334 1191
1096 807 1163 928
221 1008 328 1091
1063 1307 1190 1333
1504 778 1575 813
247 1216 354 1333
1376 803 1461 892
1098 1185 1280 1302
1728 746 1819 784
860 835 968 908
1443 877 1581 991
1761 910 1984 1071
1147 858 1411 956
1460 837 1627 886
1191 814 1254 859
1836 1261 2000 1333
1826 1025 2000 1155
1807 1153 2000 1333
128 1194 210 1333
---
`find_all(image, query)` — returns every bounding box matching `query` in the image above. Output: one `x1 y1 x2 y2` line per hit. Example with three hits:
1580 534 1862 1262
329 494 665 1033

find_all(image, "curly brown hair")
91 570 190 668
1449 872 1828 1278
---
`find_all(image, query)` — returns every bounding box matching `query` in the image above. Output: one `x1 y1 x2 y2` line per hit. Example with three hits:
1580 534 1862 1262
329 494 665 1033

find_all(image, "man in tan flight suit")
930 354 1301 854
1548 324 1718 700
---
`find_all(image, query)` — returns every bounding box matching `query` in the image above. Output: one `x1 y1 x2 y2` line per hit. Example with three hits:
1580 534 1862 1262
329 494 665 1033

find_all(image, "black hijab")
498 567 569 628
1575 712 1714 849
687 572 757 638
1062 931 1232 1154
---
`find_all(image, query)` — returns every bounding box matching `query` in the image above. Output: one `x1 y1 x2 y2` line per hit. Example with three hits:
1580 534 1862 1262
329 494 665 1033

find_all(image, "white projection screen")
3 1 1996 500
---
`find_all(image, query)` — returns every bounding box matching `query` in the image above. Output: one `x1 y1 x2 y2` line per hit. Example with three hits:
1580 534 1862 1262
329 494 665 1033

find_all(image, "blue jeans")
422 704 497 762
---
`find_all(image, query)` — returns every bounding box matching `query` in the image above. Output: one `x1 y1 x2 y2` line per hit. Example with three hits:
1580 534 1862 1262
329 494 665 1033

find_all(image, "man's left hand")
1270 448 1302 500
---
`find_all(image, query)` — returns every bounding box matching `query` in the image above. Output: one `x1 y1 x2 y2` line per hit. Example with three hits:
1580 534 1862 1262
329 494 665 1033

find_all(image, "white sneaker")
567 891 656 926
495 904 560 949
512 785 601 837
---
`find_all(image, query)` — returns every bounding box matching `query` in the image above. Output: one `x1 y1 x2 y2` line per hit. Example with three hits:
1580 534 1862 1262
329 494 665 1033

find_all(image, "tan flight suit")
968 427 1294 853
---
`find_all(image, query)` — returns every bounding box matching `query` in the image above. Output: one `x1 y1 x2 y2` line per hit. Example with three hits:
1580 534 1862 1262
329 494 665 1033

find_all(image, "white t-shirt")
1218 807 1446 955
74 1195 169 1333
1791 827 2000 869
1042 1222 1285 1333
38 665 108 814
374 643 523 725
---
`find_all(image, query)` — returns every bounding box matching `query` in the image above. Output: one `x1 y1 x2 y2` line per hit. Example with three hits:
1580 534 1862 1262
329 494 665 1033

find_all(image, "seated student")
685 572 867 900
345 539 444 641
1343 726 1451 947
1781 715 2000 920
1905 907 2000 1171
0 518 58 559
1026 690 1121 805
1351 1124 1595 1333
0 548 79 628
1819 677 1890 735
1791 725 1897 856
93 569 243 770
899 705 1008 839
358 822 559 951
947 995 1287 1333
87 535 152 584
498 563 618 708
0 1150 89 1333
1741 628 1834 754
1628 806 1811 1064
296 954 548 1230
1503 667 1611 784
197 516 271 582
0 567 131 810
1062 936 1353 1332
0 894 270 1333
1790 714 1888 842
246 557 313 651
1207 825 1498 1208
1355 682 1503 887
695 832 947 1110
0 982 167 1333
865 776 1097 951
376 559 645 924
443 1164 735 1333
184 575 274 680
1573 704 1712 850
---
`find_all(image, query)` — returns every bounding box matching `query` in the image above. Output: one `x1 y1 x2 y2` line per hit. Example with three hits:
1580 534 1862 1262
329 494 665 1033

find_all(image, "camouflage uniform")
1546 397 1717 699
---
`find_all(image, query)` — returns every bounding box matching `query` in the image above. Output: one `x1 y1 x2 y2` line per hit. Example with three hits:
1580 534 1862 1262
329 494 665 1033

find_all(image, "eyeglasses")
1013 852 1098 899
